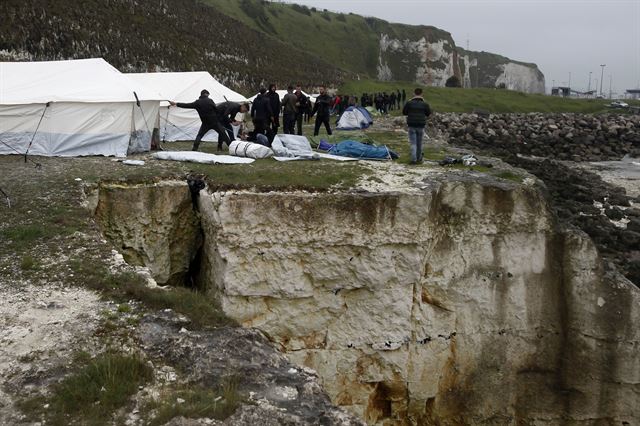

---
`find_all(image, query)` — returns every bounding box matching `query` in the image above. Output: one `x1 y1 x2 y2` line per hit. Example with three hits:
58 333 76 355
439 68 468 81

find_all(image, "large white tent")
0 58 161 157
128 72 248 143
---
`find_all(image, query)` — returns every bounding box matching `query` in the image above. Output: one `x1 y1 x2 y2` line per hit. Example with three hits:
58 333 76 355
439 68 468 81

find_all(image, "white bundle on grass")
271 135 317 158
228 141 274 159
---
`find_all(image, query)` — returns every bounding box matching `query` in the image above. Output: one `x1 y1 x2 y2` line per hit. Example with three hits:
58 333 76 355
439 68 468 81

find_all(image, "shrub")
290 4 311 16
445 75 462 88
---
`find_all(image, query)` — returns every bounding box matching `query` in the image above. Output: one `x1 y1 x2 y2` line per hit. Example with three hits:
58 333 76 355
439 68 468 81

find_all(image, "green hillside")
339 80 637 114
203 0 453 76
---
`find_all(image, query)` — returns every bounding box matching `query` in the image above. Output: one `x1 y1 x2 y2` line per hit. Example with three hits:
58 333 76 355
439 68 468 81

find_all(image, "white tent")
128 72 248 143
0 58 161 157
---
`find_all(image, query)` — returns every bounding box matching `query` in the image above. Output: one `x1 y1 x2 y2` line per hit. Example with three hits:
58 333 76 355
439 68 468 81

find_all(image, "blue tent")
336 106 374 130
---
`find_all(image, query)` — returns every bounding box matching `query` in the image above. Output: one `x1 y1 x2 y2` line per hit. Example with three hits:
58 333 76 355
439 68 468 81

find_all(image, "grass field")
339 80 640 114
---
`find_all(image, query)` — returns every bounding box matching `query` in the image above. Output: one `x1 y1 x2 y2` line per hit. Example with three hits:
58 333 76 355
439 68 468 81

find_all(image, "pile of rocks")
431 113 640 162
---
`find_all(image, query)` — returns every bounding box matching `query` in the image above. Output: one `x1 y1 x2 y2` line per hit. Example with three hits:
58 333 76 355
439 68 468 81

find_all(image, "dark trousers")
313 115 332 136
295 113 304 135
283 112 296 134
194 121 230 151
270 116 280 135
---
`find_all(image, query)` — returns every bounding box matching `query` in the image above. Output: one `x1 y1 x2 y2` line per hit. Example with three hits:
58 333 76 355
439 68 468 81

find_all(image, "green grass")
1 224 57 249
146 379 242 425
494 170 523 182
165 141 369 191
339 80 621 114
20 255 38 271
19 353 152 426
70 261 235 329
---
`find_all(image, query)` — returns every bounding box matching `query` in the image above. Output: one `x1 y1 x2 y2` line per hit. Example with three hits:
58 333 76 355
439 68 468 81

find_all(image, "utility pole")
588 71 592 94
568 72 571 90
599 64 606 96
609 74 612 99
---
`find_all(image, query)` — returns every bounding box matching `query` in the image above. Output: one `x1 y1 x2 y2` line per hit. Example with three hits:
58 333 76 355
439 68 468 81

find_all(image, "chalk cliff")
93 173 639 424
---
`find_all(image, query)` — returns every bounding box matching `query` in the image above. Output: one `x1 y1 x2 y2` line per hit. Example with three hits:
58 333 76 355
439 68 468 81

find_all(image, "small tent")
0 58 161 157
128 72 248 143
336 106 373 130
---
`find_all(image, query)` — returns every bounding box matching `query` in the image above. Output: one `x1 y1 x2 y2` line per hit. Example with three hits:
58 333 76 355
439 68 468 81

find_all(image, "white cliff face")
495 62 546 93
378 34 458 86
196 181 639 425
93 178 639 425
378 32 546 93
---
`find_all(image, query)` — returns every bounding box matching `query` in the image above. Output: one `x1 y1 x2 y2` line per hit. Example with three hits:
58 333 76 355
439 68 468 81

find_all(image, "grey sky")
281 0 640 95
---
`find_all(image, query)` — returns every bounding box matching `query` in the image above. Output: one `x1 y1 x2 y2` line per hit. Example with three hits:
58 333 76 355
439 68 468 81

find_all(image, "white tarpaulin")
271 134 316 158
0 58 161 157
228 141 273 159
153 151 255 164
128 72 248 143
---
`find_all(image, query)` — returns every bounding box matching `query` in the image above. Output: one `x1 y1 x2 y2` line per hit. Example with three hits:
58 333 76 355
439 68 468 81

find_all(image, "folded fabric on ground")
273 155 317 162
328 140 399 160
229 140 273 159
317 139 334 151
271 134 314 157
315 153 359 161
153 151 255 164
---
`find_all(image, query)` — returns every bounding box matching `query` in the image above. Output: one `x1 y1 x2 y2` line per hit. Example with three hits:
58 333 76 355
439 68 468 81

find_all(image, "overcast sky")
281 0 639 95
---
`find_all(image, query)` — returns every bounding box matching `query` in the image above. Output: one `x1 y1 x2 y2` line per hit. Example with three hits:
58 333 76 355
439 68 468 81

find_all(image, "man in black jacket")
267 84 281 136
169 90 231 151
402 88 432 164
294 86 309 136
311 86 332 137
251 88 274 143
217 101 249 142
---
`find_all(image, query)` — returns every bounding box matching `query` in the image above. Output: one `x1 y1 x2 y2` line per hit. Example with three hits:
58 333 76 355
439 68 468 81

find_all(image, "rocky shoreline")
433 112 640 162
427 112 640 285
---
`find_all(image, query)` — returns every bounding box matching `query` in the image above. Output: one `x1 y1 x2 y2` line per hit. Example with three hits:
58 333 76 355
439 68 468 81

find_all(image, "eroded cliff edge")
94 175 639 425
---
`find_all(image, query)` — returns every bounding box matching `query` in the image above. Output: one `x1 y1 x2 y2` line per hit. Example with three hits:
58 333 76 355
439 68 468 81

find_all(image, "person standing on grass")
311 86 332 137
281 86 298 135
294 86 309 136
251 88 274 143
169 89 230 152
267 84 281 136
402 88 432 164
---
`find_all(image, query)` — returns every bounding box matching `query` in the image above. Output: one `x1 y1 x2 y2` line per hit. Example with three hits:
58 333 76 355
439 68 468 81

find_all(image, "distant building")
626 89 640 99
551 86 571 97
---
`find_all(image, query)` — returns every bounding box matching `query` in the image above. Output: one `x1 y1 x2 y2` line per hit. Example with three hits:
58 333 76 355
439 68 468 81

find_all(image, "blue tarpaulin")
328 140 398 160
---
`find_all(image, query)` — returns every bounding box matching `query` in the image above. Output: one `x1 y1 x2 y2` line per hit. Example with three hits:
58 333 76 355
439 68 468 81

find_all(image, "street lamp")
599 64 606 96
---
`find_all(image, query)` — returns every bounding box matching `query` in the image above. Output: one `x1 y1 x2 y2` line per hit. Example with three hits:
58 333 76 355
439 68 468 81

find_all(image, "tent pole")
24 102 50 163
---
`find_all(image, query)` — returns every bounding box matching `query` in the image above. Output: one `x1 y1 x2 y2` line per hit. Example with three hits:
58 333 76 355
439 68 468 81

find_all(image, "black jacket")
217 101 242 125
402 97 432 127
177 95 219 125
267 91 281 117
312 93 332 117
251 94 273 121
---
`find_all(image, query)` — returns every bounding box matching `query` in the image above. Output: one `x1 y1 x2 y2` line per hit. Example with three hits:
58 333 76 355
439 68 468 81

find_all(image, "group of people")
361 90 406 115
170 85 430 165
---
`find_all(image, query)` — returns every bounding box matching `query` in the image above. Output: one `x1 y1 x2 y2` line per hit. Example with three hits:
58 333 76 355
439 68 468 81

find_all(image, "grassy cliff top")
339 80 638 113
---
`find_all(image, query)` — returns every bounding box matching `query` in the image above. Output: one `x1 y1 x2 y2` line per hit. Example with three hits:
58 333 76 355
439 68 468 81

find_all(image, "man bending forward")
169 90 231 151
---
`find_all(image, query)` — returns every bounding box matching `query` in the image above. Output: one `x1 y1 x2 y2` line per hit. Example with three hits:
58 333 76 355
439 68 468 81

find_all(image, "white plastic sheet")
153 151 254 164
